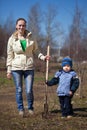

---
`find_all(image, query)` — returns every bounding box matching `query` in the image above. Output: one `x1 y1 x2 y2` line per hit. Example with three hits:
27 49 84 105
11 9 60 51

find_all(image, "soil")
0 70 87 130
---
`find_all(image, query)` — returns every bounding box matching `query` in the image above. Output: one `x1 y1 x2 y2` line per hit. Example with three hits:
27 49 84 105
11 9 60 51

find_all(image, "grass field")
0 62 87 130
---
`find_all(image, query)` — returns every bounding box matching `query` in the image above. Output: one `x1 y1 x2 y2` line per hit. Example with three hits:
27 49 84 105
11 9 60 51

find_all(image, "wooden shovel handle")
46 45 50 81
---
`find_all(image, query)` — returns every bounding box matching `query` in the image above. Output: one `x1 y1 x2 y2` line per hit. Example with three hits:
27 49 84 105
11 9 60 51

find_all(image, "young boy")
46 57 79 118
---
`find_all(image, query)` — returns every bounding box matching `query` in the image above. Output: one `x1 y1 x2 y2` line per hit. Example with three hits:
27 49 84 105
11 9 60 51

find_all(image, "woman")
6 18 49 117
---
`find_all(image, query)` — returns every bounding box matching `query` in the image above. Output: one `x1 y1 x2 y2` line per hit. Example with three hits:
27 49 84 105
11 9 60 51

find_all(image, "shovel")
42 45 50 118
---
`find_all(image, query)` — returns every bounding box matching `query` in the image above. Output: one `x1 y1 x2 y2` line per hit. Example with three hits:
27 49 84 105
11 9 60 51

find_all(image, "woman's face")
63 65 71 72
16 20 26 35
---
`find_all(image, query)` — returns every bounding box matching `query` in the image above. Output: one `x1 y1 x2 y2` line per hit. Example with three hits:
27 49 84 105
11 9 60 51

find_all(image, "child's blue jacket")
46 69 79 96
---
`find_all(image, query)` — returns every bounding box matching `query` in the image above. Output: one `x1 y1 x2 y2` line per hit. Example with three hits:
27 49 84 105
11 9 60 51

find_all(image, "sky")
0 0 87 34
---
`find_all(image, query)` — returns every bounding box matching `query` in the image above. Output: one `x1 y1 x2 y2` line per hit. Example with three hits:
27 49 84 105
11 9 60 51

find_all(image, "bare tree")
43 4 63 57
61 4 87 98
4 15 15 36
27 3 63 57
62 4 87 61
0 15 15 58
0 25 6 57
27 3 42 47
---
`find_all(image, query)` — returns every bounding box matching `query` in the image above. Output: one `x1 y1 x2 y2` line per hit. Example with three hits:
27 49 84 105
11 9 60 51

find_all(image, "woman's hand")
45 55 50 61
7 73 12 79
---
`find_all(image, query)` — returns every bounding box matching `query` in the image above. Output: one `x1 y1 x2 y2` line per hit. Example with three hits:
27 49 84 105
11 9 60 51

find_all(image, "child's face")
63 65 71 72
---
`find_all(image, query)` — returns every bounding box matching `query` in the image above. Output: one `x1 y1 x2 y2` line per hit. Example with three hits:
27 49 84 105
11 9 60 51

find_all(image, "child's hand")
45 80 49 86
45 80 48 85
69 91 73 96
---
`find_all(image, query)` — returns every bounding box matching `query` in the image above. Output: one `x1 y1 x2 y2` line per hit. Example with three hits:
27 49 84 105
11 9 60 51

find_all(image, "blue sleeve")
46 77 59 86
46 70 62 86
70 77 79 93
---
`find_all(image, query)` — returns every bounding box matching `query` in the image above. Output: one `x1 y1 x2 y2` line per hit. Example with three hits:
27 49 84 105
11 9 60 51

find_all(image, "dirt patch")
0 71 87 130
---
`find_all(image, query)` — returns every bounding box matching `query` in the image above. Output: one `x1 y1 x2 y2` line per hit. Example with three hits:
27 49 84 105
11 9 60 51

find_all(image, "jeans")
12 70 34 111
59 96 73 117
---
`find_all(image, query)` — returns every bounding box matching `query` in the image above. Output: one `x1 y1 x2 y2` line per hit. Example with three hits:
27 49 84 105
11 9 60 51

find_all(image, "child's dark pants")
59 96 73 117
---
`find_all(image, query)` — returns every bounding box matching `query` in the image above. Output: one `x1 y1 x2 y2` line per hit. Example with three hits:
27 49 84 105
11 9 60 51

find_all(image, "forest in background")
0 2 87 130
0 3 87 62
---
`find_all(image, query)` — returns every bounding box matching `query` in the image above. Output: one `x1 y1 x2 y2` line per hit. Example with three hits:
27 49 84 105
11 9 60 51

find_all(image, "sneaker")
67 115 72 119
28 110 34 115
19 110 24 117
61 116 66 119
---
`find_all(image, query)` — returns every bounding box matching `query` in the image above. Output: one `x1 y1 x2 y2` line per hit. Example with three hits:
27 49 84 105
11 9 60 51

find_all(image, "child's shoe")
67 115 72 119
61 116 66 119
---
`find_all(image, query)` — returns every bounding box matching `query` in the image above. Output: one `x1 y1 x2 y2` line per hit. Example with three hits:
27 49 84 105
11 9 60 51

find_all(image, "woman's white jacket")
6 32 45 73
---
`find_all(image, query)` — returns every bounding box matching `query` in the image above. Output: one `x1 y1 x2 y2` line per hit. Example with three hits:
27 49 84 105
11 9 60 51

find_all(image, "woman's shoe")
28 110 34 115
19 110 24 117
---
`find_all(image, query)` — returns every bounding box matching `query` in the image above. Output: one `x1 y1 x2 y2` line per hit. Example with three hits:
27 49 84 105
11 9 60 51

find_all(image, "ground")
0 66 87 130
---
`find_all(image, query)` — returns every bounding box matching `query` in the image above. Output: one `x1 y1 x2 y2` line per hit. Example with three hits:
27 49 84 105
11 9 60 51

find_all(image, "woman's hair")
13 18 31 40
16 18 27 25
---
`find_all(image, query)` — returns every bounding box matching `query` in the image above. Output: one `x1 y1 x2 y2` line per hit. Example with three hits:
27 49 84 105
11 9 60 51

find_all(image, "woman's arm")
6 36 14 74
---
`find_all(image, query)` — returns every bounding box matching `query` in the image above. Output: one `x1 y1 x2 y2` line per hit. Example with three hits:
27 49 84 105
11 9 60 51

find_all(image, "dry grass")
0 63 87 130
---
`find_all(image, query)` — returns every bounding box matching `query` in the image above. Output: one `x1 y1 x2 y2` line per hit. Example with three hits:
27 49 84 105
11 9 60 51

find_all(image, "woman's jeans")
12 70 34 111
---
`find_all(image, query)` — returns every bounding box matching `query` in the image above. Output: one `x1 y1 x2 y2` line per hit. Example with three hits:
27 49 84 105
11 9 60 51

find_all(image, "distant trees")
0 15 14 58
60 5 87 98
62 5 87 61
27 3 62 55
0 25 6 57
27 3 42 44
43 5 63 55
0 2 87 63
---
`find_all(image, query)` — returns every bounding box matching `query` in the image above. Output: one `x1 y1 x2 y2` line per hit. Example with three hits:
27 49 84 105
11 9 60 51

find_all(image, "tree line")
0 3 87 62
